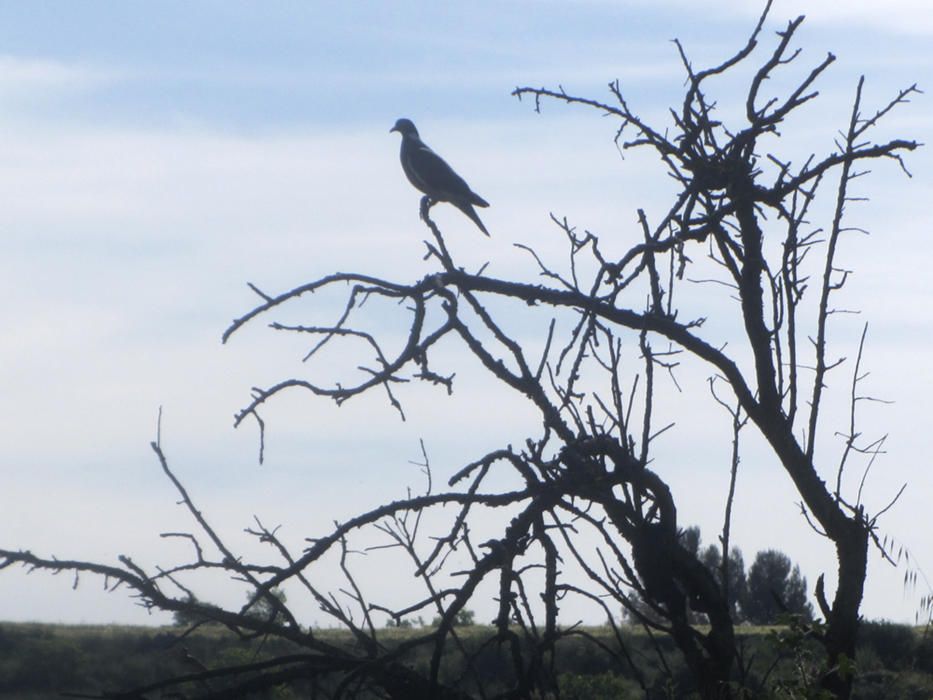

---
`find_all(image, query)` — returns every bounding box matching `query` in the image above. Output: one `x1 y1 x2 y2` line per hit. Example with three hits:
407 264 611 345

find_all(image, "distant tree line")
626 527 814 626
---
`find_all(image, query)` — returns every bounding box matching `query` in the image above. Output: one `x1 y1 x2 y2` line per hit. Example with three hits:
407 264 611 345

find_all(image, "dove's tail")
454 200 490 237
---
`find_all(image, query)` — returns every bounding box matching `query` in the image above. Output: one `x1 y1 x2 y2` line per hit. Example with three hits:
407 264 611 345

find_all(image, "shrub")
858 621 916 670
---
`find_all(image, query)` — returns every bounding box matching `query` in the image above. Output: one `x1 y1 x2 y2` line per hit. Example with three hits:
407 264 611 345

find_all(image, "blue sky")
1 1 932 627
0 2 702 122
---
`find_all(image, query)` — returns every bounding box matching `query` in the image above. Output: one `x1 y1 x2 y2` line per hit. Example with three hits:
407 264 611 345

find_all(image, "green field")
1 621 931 698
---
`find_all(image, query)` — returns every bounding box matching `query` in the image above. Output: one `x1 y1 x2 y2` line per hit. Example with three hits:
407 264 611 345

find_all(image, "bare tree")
0 5 920 698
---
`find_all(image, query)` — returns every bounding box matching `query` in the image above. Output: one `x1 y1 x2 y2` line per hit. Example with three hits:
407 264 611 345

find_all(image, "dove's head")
390 118 419 138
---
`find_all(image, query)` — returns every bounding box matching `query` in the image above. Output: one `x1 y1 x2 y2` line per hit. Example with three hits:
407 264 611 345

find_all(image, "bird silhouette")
390 118 490 236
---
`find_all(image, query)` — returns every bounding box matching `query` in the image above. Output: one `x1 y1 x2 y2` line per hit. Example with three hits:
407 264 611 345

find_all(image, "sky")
1 1 932 628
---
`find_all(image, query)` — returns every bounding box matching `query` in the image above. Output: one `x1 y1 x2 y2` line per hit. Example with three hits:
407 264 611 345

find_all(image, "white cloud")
0 55 121 98
769 0 933 36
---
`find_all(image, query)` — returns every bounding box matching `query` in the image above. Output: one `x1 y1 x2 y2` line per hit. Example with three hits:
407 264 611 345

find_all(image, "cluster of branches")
0 4 921 698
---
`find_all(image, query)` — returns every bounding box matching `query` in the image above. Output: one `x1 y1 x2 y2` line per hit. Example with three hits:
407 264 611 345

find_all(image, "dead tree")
0 5 919 699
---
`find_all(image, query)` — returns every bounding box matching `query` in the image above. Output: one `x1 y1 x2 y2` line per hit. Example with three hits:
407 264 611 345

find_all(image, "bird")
390 118 490 236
